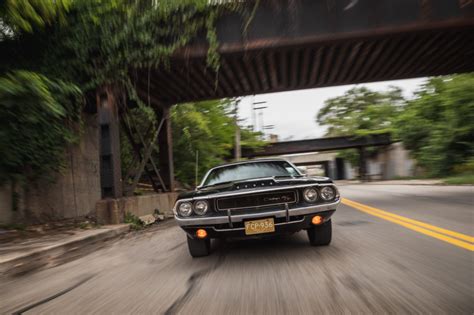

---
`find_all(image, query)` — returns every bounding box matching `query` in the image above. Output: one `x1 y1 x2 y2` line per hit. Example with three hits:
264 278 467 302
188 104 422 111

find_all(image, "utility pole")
263 125 275 142
195 150 199 187
234 99 241 161
252 101 267 132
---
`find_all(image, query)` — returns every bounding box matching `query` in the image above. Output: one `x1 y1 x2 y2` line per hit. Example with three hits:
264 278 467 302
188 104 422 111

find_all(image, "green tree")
316 86 404 137
0 0 70 35
316 86 405 165
171 99 264 187
0 1 82 184
1 0 251 185
0 71 82 183
395 74 474 176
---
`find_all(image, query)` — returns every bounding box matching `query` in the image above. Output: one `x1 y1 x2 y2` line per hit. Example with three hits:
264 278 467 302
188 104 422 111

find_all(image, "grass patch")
392 175 432 180
77 221 101 229
442 174 474 185
124 212 144 230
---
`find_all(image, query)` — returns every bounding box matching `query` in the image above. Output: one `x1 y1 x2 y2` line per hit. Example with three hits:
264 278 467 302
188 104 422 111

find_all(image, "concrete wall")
0 114 101 225
384 142 416 178
95 192 179 224
119 193 179 218
274 142 415 181
366 142 415 179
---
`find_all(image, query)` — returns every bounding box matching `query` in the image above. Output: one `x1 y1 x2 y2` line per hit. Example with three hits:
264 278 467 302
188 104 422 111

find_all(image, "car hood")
177 176 333 200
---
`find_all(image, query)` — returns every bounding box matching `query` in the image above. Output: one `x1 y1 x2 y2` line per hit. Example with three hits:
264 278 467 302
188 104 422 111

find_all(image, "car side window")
285 166 299 176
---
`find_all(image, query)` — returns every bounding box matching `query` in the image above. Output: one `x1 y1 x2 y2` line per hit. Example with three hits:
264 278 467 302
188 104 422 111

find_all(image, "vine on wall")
0 0 259 184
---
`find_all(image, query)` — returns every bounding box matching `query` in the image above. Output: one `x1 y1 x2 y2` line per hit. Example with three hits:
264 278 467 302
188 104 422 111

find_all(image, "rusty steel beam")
242 55 261 92
97 86 123 198
290 49 300 88
307 47 323 86
279 50 288 88
255 52 270 91
299 48 311 86
267 51 279 89
157 107 175 191
132 0 473 105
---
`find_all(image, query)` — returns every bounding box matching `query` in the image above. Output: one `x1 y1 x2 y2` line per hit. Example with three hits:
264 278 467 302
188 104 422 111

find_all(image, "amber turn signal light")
196 229 208 239
311 215 323 225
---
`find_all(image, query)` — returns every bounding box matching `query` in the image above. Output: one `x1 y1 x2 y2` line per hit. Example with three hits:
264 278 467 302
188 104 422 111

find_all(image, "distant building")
278 142 416 180
269 134 279 143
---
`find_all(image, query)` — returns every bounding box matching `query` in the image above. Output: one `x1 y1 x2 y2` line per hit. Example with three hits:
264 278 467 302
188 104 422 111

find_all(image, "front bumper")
175 199 339 238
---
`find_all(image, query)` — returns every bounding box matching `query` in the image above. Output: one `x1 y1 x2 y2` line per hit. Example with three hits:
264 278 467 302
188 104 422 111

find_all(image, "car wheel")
307 219 332 246
187 235 211 257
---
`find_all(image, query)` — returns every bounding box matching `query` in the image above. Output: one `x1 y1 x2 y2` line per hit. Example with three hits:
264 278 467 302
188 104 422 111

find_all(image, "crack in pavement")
167 241 185 252
164 251 227 315
11 274 95 315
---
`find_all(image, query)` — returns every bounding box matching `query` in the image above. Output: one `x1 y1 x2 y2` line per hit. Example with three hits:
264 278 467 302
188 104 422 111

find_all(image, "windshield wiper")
200 180 235 189
273 175 304 179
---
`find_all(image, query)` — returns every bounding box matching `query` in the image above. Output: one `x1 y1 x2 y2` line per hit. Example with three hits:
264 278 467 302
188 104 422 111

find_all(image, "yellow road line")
342 198 474 243
341 198 474 251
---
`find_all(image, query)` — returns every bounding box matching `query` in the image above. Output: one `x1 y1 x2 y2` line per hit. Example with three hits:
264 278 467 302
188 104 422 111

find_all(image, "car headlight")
320 186 336 201
193 200 209 215
303 187 318 203
177 202 193 217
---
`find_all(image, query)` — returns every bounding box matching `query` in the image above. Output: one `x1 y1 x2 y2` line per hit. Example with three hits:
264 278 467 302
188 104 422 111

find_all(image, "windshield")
202 161 301 186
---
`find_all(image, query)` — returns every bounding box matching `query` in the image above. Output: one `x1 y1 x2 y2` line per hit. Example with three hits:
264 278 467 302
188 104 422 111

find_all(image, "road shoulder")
0 224 130 277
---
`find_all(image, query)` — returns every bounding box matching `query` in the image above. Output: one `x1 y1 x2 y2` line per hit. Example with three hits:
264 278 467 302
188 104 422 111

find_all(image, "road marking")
342 198 474 251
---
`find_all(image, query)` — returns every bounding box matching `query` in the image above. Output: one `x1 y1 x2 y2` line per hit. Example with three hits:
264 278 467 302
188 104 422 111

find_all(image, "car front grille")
216 190 297 211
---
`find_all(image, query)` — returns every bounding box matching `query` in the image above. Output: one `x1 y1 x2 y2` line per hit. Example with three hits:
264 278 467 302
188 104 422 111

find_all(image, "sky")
237 78 427 141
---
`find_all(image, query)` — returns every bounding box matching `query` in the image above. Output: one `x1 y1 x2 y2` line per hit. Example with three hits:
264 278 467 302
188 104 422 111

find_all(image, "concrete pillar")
97 86 123 198
358 147 367 181
327 160 336 179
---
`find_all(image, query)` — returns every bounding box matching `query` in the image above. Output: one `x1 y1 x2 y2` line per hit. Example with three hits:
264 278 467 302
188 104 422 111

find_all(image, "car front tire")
187 235 211 257
307 219 332 246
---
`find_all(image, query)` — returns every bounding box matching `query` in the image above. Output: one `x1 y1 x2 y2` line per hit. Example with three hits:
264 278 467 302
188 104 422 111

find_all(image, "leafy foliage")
316 86 405 165
1 0 253 184
0 71 82 183
0 0 71 35
2 0 242 92
316 86 404 137
171 99 263 187
124 212 144 230
395 75 474 176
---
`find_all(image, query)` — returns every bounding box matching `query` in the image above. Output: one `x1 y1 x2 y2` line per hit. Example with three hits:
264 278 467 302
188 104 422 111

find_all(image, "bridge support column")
157 107 175 192
97 86 123 198
358 147 367 182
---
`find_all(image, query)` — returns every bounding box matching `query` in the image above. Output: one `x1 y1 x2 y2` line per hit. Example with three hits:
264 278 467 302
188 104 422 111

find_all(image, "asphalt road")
1 184 473 314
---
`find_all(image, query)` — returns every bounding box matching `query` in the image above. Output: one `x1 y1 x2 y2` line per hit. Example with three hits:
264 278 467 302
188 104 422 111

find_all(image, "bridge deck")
133 0 474 105
242 133 392 157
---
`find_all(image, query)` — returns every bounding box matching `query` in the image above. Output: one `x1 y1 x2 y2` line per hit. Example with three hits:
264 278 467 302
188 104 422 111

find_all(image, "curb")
0 224 130 278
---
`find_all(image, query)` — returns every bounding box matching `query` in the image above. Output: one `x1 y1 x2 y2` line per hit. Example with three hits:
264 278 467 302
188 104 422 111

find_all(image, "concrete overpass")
242 133 393 180
99 0 473 196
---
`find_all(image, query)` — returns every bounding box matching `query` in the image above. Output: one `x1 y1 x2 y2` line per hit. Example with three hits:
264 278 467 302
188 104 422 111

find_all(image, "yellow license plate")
244 218 275 235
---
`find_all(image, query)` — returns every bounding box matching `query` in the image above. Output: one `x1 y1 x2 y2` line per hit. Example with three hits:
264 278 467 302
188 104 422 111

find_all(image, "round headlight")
303 187 318 203
178 202 193 217
320 186 336 201
194 200 209 215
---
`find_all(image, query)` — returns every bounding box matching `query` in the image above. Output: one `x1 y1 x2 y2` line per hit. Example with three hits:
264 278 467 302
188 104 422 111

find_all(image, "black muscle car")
173 159 341 257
